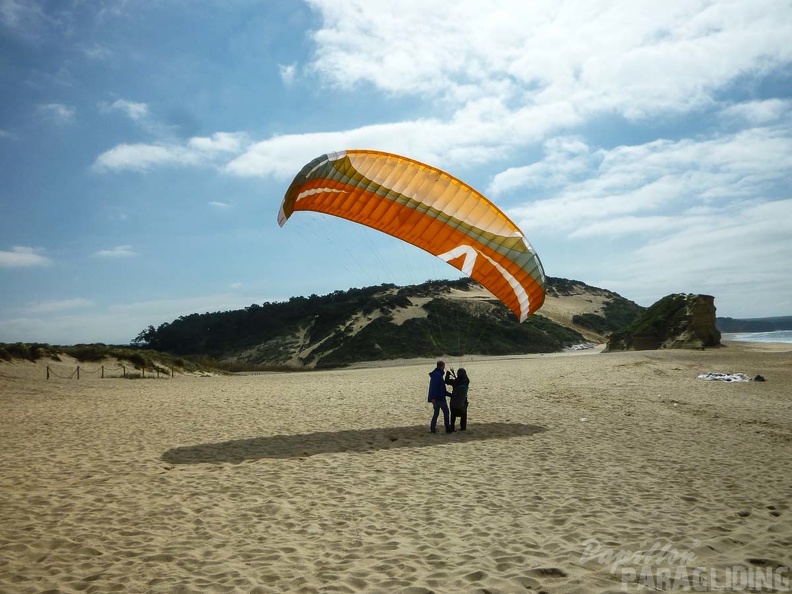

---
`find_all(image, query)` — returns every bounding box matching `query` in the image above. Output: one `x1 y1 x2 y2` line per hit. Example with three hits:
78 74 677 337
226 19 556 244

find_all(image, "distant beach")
1 342 790 593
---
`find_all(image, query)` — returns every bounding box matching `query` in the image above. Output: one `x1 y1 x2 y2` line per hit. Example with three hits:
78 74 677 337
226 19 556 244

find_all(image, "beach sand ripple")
1 342 790 592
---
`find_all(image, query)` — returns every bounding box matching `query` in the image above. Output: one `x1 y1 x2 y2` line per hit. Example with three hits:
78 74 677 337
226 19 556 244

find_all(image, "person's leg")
460 401 468 430
450 411 457 429
430 401 440 432
440 400 452 432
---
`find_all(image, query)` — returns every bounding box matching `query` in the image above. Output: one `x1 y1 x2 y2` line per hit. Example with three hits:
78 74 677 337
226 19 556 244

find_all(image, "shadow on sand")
162 422 546 465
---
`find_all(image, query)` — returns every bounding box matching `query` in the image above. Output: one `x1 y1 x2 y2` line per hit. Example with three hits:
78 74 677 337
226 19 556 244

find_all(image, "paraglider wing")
278 150 546 320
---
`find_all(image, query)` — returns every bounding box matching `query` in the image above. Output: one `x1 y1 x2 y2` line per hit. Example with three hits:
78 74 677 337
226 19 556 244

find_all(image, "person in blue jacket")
428 360 452 434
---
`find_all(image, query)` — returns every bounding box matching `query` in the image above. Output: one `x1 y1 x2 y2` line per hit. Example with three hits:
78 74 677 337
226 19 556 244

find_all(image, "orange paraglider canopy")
279 150 545 321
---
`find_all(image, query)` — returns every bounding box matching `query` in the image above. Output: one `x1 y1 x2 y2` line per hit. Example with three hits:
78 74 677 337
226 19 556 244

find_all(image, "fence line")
46 364 175 380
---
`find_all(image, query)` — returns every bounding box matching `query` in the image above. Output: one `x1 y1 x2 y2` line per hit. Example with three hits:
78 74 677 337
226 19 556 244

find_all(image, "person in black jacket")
445 367 470 431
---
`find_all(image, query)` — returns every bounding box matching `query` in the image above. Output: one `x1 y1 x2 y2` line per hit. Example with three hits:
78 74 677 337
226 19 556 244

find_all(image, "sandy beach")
1 341 790 593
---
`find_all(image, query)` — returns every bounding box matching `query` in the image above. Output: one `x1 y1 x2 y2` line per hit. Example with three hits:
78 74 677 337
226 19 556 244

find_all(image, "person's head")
436 360 445 370
457 368 468 381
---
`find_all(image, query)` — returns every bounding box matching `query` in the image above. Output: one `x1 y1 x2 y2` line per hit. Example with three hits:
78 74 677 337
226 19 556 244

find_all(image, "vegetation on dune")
0 342 54 362
129 278 602 369
0 342 214 375
615 294 690 339
572 299 645 335
545 277 592 297
133 283 401 357
309 297 586 368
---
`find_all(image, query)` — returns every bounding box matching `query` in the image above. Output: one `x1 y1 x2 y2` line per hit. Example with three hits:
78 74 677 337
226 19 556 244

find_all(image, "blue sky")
2 0 791 345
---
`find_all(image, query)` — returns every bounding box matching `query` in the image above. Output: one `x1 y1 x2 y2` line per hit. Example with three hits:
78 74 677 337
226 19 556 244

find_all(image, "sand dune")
1 342 790 593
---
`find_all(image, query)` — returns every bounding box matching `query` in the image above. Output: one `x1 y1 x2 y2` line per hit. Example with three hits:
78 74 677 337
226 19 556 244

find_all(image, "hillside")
133 277 644 369
540 278 644 341
716 316 792 333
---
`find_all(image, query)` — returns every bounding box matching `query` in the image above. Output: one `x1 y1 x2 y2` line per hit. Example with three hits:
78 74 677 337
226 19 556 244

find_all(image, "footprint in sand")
526 567 568 578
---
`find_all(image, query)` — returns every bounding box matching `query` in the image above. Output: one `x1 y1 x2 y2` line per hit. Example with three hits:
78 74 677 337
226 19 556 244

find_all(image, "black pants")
450 401 468 430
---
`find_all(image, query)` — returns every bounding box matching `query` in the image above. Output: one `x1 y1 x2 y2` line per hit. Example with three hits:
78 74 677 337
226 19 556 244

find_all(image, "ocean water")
722 330 792 344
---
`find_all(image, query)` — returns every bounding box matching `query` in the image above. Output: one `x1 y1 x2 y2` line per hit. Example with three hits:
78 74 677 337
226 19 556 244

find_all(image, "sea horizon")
722 330 792 344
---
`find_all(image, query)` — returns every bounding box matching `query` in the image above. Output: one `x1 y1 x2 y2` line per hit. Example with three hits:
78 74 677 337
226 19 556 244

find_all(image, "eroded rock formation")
606 294 721 351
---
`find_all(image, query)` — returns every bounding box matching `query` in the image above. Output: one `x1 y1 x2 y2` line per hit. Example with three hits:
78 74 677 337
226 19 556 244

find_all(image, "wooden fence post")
77 366 80 380
46 366 50 380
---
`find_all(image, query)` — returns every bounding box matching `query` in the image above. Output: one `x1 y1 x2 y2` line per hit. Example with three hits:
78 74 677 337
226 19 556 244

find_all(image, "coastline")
719 338 792 353
1 342 790 593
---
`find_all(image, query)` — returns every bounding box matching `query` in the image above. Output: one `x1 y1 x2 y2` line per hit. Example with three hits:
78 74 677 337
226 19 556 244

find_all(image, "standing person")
445 367 470 431
428 360 452 434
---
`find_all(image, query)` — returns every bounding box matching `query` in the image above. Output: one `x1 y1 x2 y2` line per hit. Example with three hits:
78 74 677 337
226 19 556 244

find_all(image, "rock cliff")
606 294 721 351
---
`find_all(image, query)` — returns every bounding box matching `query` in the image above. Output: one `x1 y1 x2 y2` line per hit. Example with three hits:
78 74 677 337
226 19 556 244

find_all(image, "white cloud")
279 63 297 86
22 298 95 314
720 99 791 125
93 245 137 258
224 103 575 180
306 0 792 120
503 125 792 237
96 1 792 184
0 246 51 268
82 43 113 60
93 143 199 172
188 132 247 153
37 103 75 125
601 199 792 316
0 0 47 39
209 201 231 208
101 98 150 122
224 123 444 180
489 136 593 195
97 105 569 178
98 98 179 136
488 121 792 317
567 215 682 239
93 132 248 173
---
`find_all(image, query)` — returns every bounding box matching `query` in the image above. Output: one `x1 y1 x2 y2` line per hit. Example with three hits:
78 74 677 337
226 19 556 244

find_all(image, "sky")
1 0 791 345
